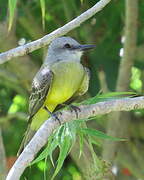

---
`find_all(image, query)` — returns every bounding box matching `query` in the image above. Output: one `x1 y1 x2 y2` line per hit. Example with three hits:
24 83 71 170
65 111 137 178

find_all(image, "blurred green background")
0 0 144 179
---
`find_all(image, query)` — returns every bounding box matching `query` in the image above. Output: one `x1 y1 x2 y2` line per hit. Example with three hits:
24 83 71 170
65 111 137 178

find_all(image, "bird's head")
46 36 95 64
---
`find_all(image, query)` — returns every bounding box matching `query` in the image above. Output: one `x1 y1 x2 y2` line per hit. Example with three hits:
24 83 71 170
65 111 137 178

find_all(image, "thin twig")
0 128 7 180
102 0 138 162
0 0 111 64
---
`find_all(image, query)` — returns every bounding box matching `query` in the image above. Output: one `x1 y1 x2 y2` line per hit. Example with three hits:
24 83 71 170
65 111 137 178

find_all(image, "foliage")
8 0 18 31
0 0 144 179
31 92 126 179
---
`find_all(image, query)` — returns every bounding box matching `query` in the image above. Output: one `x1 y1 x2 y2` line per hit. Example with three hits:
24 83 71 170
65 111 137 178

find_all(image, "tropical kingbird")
18 36 95 154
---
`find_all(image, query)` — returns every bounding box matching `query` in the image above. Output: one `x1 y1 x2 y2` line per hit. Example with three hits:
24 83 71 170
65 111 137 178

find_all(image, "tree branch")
0 0 111 64
136 44 144 61
0 128 7 180
116 0 138 92
102 0 138 163
6 96 144 180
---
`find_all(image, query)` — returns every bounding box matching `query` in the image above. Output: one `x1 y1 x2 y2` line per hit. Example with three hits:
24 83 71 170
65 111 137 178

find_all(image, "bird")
17 36 95 155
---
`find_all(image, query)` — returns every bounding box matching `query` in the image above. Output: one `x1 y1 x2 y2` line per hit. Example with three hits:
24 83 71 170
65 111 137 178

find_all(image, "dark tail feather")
17 125 36 156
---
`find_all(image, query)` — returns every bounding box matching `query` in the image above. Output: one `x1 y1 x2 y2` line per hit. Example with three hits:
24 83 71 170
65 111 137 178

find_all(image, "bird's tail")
17 124 36 156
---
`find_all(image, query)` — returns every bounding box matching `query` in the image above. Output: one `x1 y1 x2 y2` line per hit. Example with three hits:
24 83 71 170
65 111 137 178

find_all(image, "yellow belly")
45 60 85 111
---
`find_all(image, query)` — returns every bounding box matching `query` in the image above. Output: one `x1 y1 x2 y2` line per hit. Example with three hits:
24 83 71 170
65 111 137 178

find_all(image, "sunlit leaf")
8 104 19 114
37 161 47 171
8 0 18 31
13 95 26 105
130 67 142 92
8 95 27 114
40 0 45 28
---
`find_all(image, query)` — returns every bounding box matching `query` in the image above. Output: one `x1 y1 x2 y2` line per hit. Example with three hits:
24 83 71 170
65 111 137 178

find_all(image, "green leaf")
97 91 137 98
37 161 47 171
31 133 58 165
31 123 76 168
80 128 126 141
130 67 142 92
8 95 27 114
80 91 137 105
40 0 45 28
8 0 18 31
76 116 97 123
51 134 72 180
90 137 101 147
78 133 84 158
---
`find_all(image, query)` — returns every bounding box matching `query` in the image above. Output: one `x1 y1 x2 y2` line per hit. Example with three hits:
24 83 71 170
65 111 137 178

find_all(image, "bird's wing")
76 67 90 96
29 67 53 120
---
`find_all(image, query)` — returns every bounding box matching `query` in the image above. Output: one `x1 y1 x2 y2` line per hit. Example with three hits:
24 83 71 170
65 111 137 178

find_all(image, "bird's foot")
43 106 51 115
51 112 62 125
69 105 81 118
43 106 62 125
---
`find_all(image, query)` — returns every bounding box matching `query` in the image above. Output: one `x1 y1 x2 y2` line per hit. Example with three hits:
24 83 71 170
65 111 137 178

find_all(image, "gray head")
45 36 95 64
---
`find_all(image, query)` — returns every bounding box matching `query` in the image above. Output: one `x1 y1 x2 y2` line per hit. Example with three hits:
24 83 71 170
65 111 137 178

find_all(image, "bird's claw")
43 106 62 125
51 112 62 125
69 105 81 118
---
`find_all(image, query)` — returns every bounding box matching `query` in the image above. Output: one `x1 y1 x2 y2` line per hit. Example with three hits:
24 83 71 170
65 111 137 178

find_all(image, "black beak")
72 44 96 51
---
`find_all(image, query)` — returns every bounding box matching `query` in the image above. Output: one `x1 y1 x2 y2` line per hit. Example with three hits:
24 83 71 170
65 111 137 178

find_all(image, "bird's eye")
64 43 71 49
